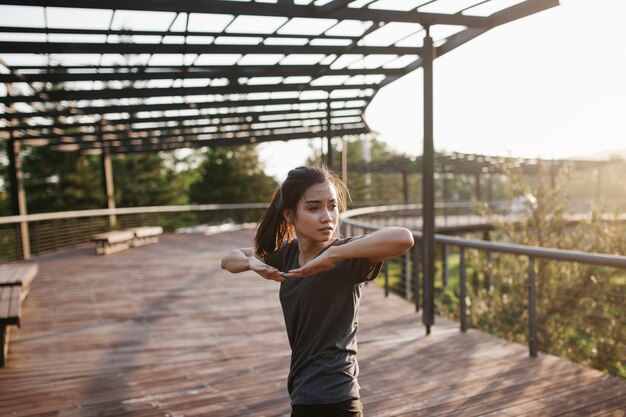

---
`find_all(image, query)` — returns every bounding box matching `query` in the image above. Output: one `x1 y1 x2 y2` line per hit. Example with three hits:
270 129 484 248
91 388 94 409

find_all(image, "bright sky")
260 0 626 181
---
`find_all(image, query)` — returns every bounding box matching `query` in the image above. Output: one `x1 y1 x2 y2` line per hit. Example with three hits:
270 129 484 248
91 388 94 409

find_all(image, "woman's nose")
320 209 332 221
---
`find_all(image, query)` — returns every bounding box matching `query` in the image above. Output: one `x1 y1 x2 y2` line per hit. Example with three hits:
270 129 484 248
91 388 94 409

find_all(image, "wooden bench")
0 262 38 367
128 226 163 248
92 230 135 255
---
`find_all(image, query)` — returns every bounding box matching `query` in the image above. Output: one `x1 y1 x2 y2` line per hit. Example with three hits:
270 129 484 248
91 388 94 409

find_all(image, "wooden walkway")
0 230 624 417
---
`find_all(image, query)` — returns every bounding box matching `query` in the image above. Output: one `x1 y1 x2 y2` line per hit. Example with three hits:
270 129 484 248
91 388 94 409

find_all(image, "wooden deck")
0 230 624 417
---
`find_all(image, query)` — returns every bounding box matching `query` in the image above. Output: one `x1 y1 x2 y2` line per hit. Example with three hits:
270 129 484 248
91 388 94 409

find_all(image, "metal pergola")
0 0 560 332
350 152 617 201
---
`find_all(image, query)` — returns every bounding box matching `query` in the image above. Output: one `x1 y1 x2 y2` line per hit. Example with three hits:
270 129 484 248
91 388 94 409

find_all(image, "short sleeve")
345 257 382 285
334 236 383 285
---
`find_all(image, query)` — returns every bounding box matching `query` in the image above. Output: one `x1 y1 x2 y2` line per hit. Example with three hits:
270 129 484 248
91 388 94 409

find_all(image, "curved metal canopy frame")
0 0 558 155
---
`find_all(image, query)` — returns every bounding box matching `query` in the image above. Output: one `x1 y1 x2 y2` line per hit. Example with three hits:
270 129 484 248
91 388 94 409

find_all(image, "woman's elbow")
384 227 414 255
397 228 415 253
220 251 239 272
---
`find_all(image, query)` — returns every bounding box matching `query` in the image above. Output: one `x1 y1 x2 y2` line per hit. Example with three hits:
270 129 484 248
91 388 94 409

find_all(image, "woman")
221 166 414 417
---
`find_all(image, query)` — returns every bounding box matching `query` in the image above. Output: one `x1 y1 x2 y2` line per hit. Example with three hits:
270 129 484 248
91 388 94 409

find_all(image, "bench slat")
128 226 163 238
0 263 38 287
0 286 20 325
92 231 135 243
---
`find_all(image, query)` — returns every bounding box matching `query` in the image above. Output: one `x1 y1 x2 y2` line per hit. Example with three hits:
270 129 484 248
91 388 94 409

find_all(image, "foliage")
113 153 180 207
20 147 104 213
434 162 626 378
188 145 278 204
161 149 204 205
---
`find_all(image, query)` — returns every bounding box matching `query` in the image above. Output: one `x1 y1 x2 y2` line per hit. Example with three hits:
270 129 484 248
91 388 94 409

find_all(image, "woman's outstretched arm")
221 247 285 282
285 227 414 278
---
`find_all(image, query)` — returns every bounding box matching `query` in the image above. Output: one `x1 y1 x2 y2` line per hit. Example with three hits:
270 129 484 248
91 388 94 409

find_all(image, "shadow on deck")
0 230 624 417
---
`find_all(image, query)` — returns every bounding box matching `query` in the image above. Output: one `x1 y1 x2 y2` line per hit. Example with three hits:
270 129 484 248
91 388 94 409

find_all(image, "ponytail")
254 189 294 259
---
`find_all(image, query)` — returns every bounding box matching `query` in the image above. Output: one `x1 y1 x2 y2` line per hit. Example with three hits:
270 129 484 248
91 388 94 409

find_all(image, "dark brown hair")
254 165 349 259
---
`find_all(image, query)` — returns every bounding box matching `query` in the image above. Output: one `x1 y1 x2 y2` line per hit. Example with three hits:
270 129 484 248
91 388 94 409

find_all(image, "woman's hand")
248 257 285 282
284 250 337 279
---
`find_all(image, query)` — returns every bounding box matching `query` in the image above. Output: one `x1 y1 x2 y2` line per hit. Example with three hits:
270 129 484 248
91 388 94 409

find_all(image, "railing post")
383 260 389 298
403 250 411 301
34 221 40 255
442 244 448 288
459 247 468 332
483 229 493 289
413 244 420 312
528 256 538 358
71 217 77 247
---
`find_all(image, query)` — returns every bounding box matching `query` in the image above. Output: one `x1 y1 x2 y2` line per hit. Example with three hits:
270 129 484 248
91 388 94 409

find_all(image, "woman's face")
289 181 339 244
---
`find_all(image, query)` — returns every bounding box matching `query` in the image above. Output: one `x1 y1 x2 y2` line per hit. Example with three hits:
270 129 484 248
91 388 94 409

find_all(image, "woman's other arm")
221 247 285 282
286 227 414 278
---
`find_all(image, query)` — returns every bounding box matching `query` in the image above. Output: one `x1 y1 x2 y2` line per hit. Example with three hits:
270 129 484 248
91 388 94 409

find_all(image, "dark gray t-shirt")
265 237 381 406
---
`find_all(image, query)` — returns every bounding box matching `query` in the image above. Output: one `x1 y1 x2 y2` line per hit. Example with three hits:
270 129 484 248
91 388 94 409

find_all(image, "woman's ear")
283 209 293 224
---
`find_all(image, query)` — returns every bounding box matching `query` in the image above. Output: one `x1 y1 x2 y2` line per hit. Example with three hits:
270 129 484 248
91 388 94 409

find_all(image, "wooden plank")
0 262 38 287
0 286 20 324
0 230 624 416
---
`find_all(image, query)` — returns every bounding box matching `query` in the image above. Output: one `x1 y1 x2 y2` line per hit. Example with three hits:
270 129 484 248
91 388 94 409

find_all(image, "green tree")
161 149 203 205
188 145 278 204
21 148 103 213
436 162 626 378
113 153 179 207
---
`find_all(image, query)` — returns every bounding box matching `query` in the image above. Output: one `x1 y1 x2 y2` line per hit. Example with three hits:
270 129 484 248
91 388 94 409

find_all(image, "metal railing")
340 204 626 369
0 204 267 263
1 201 624 375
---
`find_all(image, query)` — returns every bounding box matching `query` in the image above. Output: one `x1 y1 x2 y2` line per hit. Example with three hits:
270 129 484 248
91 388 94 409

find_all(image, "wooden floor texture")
0 230 624 417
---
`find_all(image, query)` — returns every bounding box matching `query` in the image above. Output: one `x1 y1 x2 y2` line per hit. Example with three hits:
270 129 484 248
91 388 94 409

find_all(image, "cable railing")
2 199 623 263
341 204 626 378
0 204 267 263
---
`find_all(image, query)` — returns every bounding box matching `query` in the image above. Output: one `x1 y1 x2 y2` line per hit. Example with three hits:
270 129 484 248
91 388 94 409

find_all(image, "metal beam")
4 104 366 135
0 80 395 105
0 1 491 26
421 28 435 335
0 66 406 84
16 115 363 145
60 126 369 154
0 25 359 41
0 96 375 121
490 0 560 27
50 121 366 150
0 41 420 56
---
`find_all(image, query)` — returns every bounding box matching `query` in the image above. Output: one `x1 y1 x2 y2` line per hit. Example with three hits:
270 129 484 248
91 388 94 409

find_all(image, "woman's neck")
297 237 336 265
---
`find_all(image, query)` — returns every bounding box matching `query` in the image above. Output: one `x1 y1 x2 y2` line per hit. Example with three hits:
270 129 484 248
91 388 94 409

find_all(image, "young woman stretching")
221 166 414 417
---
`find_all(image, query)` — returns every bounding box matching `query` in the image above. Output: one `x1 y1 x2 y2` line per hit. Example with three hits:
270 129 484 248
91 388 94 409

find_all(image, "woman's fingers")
263 268 285 282
250 261 285 282
284 267 310 279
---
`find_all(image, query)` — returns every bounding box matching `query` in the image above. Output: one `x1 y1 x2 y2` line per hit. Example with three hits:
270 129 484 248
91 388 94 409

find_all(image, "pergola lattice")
1 0 557 156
